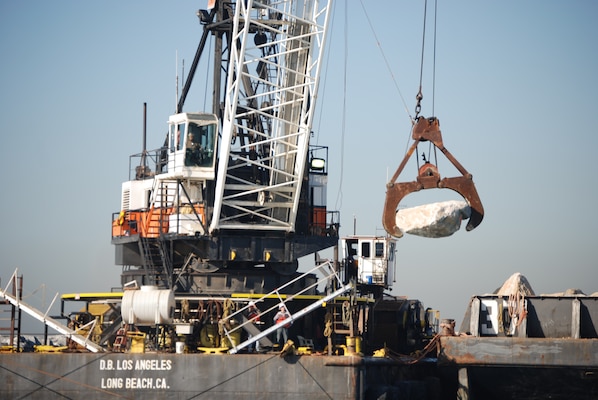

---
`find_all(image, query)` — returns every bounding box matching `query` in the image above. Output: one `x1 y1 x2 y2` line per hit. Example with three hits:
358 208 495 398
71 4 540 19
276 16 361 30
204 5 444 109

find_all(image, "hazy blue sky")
1 1 597 329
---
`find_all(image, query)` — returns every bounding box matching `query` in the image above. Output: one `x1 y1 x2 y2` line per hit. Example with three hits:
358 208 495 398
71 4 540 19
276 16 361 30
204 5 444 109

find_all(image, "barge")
1 1 596 399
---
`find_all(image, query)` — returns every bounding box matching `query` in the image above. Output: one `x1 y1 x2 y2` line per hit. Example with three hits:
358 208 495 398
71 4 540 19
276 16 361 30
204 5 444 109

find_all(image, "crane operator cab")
112 112 219 239
167 113 218 180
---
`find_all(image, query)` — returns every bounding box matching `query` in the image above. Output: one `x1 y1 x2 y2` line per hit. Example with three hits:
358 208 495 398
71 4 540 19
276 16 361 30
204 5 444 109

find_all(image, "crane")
111 0 338 293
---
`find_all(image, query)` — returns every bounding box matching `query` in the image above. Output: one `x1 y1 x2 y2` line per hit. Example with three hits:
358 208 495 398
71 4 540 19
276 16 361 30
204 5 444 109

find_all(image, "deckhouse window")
361 242 370 258
375 242 384 258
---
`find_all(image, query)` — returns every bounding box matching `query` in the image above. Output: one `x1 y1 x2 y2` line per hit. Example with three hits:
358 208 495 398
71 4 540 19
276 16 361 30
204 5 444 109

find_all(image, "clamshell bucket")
383 117 484 238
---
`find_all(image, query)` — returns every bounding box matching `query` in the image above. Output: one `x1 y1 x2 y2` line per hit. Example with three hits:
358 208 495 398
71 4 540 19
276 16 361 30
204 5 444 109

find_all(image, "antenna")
175 50 179 113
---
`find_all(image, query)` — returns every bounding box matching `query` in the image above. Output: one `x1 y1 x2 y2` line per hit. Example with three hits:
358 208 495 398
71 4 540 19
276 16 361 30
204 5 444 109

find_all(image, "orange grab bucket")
382 117 484 238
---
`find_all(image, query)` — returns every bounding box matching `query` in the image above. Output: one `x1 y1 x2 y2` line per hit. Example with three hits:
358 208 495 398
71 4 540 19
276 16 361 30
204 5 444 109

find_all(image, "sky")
1 0 597 332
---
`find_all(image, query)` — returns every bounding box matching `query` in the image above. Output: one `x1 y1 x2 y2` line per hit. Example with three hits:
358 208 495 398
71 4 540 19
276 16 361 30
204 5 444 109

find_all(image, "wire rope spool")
121 286 175 326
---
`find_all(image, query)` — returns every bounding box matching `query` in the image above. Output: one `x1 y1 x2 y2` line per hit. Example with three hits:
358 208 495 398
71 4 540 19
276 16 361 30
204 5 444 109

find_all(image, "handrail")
221 260 351 354
0 270 104 353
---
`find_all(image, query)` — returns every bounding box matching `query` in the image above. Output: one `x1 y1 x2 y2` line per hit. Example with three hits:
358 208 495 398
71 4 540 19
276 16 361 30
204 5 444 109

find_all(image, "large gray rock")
395 200 471 238
494 272 535 296
541 288 588 296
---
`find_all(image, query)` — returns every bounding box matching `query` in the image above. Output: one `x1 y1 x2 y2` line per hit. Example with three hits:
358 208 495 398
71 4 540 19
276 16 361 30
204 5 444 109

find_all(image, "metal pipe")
143 102 147 154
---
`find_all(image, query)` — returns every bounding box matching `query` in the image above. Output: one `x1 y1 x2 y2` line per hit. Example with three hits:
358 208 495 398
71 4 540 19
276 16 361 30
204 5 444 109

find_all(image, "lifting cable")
358 0 412 122
335 0 350 212
323 1 440 209
316 0 347 212
415 0 438 120
323 1 432 211
414 0 439 170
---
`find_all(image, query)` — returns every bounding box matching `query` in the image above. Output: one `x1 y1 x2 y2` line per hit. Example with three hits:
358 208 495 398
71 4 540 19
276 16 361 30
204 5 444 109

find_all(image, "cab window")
184 122 216 167
177 123 185 151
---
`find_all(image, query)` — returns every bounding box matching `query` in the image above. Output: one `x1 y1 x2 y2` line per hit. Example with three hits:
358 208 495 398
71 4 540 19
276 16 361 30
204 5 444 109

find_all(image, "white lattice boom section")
210 0 331 233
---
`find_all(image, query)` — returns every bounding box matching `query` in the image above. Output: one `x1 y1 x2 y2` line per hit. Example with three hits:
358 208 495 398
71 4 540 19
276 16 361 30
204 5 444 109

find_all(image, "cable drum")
121 286 175 325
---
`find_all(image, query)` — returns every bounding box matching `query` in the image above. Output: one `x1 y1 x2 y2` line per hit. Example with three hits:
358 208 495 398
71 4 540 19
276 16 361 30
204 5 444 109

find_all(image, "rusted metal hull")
437 337 598 399
0 352 449 400
453 366 597 400
439 336 598 367
436 293 598 400
1 353 364 399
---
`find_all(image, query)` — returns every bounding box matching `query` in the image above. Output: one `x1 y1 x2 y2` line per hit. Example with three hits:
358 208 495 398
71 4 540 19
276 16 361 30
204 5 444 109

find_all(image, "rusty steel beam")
438 336 598 368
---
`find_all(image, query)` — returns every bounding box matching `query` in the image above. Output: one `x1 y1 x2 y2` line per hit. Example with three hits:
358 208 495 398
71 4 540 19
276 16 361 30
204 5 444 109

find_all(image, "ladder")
137 179 181 288
139 237 166 287
0 273 21 351
98 314 123 346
